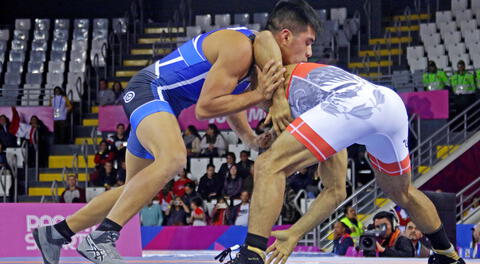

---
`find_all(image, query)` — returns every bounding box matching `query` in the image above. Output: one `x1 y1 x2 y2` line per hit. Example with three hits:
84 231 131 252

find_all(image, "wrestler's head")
266 0 320 64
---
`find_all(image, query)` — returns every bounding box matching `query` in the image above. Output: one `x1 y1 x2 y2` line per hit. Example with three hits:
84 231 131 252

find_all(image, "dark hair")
337 221 352 234
226 152 236 161
191 197 203 207
116 123 125 129
54 86 65 96
185 181 195 190
458 60 465 66
207 163 215 169
343 205 353 215
240 150 250 156
266 0 321 34
207 124 220 135
373 211 397 229
188 125 201 139
113 81 123 90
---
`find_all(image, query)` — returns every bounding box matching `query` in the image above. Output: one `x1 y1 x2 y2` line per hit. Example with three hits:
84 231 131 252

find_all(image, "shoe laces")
105 231 120 246
215 245 241 263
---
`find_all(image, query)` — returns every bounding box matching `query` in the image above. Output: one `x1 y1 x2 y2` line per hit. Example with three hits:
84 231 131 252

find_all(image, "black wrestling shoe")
428 253 466 264
215 245 265 264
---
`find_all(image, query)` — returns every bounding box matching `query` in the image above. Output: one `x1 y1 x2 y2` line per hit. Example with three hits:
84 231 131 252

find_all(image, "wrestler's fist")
255 60 285 100
266 229 300 264
254 130 275 149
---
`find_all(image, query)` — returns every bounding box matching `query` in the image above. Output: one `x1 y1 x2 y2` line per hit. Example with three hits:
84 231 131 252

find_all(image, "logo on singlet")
123 91 135 103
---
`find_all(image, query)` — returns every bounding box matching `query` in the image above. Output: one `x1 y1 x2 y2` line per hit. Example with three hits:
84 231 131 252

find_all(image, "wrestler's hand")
265 96 293 136
266 230 300 264
255 60 285 101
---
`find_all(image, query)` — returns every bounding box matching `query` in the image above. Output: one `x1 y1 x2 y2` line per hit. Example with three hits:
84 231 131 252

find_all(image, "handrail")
50 180 59 202
348 158 356 193
293 189 307 215
456 176 480 222
0 167 7 202
90 126 98 153
67 89 74 143
363 0 372 40
71 152 79 179
20 140 28 195
81 139 89 188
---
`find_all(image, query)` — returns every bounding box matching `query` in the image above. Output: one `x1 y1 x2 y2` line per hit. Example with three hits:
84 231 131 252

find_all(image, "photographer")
363 211 414 257
165 196 190 226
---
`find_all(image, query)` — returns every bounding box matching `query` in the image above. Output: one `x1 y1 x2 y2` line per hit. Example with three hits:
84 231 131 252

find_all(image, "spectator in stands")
183 125 201 157
97 79 116 106
364 211 414 257
223 165 242 200
92 161 117 189
60 175 86 203
93 140 116 168
28 115 49 167
51 87 72 144
230 190 250 226
0 115 16 148
340 206 364 244
0 143 8 171
198 164 223 201
158 180 175 213
165 196 190 226
112 81 124 105
404 221 431 258
218 152 236 183
108 123 128 163
423 60 449 91
332 221 354 256
394 205 410 228
183 182 201 206
116 160 126 186
287 168 314 193
237 151 254 193
140 198 164 226
451 60 475 96
172 169 192 197
200 124 226 157
188 198 207 226
211 196 230 225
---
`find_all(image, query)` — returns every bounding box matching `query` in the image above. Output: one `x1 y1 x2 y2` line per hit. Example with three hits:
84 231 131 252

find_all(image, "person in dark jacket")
223 165 242 199
198 164 223 201
332 221 354 256
364 211 415 257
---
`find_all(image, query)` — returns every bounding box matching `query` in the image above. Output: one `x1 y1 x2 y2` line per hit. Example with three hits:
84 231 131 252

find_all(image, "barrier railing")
456 176 480 223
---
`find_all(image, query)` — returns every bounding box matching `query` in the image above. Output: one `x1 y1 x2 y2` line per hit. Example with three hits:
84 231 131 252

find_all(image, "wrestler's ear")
277 29 293 46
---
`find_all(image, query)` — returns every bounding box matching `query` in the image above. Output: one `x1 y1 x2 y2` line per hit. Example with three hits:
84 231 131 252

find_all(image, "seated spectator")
287 168 314 193
140 198 164 226
340 206 364 244
94 140 116 169
183 125 201 157
218 152 236 183
423 60 449 91
158 180 175 212
200 124 226 157
183 181 201 206
97 79 116 106
51 86 73 144
230 190 250 226
0 115 17 148
211 196 230 225
223 165 242 199
165 196 190 226
116 160 126 186
92 161 117 188
108 123 128 150
404 221 431 258
364 211 414 257
237 151 254 193
60 175 86 203
198 164 223 201
332 221 354 256
0 143 9 171
188 198 207 226
112 81 124 105
172 169 192 197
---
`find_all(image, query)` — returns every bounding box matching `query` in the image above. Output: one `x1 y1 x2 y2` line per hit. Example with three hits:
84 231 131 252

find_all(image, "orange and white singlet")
286 63 411 176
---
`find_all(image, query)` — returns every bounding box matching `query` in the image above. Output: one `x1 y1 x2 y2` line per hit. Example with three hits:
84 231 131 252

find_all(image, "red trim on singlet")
367 153 411 176
286 63 328 99
287 117 337 161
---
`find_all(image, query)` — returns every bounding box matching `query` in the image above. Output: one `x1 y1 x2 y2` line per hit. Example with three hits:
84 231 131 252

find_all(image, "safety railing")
456 176 480 223
90 126 99 153
50 180 59 202
317 98 480 248
363 0 372 40
20 140 29 194
81 139 89 188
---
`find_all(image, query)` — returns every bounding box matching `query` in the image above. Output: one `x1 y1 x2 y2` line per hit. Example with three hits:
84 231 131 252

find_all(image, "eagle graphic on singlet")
288 65 386 120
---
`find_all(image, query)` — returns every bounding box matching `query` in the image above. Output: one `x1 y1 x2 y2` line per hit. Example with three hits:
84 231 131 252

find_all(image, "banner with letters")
98 105 267 132
0 203 142 257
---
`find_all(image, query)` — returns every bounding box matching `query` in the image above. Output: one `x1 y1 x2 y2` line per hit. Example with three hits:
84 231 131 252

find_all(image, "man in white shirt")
233 191 250 226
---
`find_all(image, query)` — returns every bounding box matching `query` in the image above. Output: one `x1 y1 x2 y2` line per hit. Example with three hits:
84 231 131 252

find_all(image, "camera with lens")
359 223 387 251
